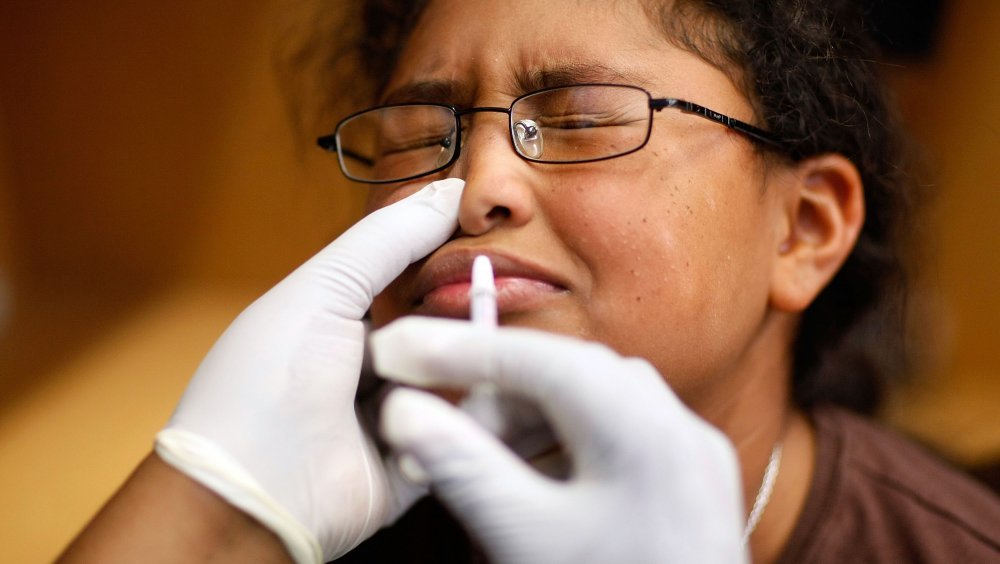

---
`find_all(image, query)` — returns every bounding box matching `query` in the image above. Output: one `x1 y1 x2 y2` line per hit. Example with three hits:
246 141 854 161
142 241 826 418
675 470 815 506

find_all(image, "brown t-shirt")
337 406 1000 562
777 405 1000 563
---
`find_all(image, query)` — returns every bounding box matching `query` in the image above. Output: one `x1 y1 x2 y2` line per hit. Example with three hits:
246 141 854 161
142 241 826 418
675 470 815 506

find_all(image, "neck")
688 311 816 564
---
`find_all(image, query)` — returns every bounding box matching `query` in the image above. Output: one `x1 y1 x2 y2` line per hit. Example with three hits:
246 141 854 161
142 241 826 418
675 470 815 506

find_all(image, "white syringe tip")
471 255 495 296
470 255 497 327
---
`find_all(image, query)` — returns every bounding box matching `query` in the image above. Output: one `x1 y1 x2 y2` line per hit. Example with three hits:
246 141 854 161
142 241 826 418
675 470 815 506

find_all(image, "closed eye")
536 110 644 129
378 134 453 157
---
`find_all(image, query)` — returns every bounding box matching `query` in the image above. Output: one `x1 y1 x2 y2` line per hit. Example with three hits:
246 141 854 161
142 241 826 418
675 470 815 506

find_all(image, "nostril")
486 206 512 221
457 204 513 237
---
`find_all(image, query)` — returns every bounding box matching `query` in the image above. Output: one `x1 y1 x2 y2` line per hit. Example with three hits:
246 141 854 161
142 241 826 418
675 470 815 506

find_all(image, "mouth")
411 249 569 319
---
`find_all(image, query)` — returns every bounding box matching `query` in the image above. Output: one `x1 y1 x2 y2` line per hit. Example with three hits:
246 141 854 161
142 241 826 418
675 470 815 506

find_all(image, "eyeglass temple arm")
651 98 783 148
316 134 375 166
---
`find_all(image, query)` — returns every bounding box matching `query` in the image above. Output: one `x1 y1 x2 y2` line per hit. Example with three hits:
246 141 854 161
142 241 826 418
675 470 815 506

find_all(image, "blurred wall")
0 2 362 296
0 115 12 337
0 1 364 405
880 0 1000 463
0 1 996 561
0 2 362 560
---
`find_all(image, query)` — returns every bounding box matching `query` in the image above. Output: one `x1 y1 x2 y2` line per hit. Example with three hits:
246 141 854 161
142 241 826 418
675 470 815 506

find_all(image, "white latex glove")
372 316 747 564
155 178 464 563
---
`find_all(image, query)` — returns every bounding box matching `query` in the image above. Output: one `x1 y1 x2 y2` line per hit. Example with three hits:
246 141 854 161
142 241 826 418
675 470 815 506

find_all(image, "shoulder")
780 405 1000 563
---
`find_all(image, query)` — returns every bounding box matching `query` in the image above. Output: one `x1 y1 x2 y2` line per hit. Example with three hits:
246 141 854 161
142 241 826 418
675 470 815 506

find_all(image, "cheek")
364 178 440 213
543 168 690 318
544 161 775 377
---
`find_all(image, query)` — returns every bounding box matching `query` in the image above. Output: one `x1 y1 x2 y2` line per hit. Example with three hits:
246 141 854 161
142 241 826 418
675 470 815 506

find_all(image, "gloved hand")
155 178 464 563
372 316 748 564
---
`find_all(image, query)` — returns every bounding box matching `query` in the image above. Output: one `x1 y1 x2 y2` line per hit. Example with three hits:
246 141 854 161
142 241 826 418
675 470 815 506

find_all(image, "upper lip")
410 247 569 306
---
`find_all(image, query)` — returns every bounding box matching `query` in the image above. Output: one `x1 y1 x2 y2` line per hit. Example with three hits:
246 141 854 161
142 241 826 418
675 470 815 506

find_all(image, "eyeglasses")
317 83 784 184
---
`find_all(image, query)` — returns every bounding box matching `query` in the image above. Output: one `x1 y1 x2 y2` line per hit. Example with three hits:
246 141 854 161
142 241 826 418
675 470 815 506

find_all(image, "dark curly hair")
342 0 920 415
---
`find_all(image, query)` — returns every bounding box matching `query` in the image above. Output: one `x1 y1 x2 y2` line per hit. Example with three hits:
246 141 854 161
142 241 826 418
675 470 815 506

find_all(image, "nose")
449 112 536 236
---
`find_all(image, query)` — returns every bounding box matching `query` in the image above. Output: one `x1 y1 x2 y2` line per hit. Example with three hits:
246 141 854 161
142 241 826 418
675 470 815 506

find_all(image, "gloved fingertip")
397 453 431 486
370 317 471 387
411 177 464 212
380 386 452 448
424 177 465 193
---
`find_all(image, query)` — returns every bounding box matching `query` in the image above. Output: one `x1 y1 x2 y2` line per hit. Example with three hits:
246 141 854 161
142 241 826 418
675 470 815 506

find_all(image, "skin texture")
366 1 865 561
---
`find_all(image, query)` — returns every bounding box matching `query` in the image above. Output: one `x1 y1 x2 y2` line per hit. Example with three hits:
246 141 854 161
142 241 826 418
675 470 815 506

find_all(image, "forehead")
382 0 740 108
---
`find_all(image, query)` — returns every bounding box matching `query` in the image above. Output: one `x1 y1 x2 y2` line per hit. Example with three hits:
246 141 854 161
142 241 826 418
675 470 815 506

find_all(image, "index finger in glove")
294 178 463 320
370 316 692 471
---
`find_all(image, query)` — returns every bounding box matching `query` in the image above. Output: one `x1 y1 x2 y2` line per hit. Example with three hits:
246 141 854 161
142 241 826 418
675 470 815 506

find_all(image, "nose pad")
513 119 543 159
434 135 455 168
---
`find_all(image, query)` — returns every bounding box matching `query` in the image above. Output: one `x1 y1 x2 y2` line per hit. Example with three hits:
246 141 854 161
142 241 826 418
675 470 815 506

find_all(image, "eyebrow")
381 62 653 107
380 80 471 105
511 62 653 94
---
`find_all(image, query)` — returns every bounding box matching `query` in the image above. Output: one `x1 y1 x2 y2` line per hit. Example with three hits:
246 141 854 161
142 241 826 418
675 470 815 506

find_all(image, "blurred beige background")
0 1 997 561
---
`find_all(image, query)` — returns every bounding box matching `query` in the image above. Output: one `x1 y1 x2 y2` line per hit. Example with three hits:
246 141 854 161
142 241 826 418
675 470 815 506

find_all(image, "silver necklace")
742 440 783 546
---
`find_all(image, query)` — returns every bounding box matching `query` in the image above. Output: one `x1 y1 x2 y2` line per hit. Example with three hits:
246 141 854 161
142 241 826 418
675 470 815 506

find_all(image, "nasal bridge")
453 106 511 118
451 106 542 158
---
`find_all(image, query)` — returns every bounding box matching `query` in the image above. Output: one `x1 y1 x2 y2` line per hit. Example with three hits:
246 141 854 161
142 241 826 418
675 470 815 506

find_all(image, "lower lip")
419 277 565 318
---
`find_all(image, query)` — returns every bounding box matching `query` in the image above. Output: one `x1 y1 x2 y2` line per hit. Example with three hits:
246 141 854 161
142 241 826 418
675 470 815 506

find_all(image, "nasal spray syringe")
467 256 560 471
397 255 502 485
462 255 505 432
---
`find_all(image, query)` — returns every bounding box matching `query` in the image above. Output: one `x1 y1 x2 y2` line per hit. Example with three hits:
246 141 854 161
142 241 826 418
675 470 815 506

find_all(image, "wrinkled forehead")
379 0 727 107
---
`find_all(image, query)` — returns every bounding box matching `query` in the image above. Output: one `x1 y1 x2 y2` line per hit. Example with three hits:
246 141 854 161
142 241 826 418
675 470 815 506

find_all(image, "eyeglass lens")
336 84 651 183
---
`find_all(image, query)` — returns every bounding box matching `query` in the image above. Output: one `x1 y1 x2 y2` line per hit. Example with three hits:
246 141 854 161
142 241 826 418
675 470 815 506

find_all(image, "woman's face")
367 0 793 402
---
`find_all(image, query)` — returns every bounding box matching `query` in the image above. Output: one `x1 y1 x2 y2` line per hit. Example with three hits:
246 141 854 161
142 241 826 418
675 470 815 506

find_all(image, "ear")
770 154 865 313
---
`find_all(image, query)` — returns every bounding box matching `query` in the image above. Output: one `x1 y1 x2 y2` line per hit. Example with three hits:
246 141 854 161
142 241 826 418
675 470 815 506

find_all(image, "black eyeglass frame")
317 83 785 185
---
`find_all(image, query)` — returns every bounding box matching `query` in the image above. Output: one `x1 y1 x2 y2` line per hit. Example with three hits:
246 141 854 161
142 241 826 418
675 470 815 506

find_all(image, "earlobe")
771 154 865 312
